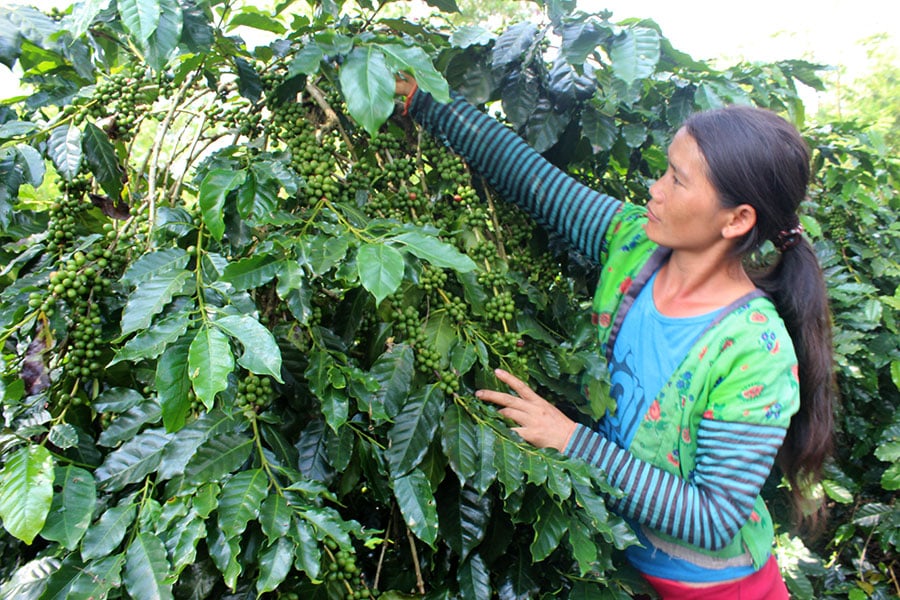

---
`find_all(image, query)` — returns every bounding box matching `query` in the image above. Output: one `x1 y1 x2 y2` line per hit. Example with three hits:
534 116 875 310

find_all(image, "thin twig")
406 525 425 595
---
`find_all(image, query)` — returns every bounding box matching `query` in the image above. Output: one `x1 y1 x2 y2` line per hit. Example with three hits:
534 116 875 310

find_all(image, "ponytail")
752 239 835 524
684 105 836 524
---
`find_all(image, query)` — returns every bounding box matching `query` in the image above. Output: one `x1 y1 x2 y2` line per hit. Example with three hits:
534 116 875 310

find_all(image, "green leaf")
184 432 253 485
198 168 246 241
70 0 108 37
118 0 161 41
530 497 568 561
188 325 234 409
82 123 123 200
357 242 404 306
12 144 44 187
156 334 193 432
121 248 190 286
220 254 281 290
472 422 498 495
256 537 293 594
47 423 79 450
610 26 660 84
144 0 183 72
288 43 324 76
441 403 478 488
124 531 173 600
393 468 438 546
379 43 450 103
424 0 459 12
368 344 414 421
881 462 900 491
217 468 268 540
437 484 490 562
387 385 443 476
0 444 54 543
259 493 292 543
207 521 241 589
568 516 598 575
458 552 491 599
81 501 137 561
47 124 82 181
94 428 171 492
120 269 191 336
392 231 476 272
69 554 124 599
213 314 283 381
164 513 206 574
493 437 524 498
97 399 162 447
228 9 286 35
450 25 495 49
339 45 395 136
111 305 192 365
289 516 321 579
40 466 95 550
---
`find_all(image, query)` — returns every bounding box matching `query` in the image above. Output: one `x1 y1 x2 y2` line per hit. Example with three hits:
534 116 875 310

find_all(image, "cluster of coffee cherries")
235 373 275 418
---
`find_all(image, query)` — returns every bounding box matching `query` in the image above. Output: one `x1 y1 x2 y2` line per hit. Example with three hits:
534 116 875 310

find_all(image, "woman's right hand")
395 73 418 98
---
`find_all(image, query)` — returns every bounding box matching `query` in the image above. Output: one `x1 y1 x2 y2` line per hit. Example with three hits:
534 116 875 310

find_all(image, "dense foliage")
0 1 897 599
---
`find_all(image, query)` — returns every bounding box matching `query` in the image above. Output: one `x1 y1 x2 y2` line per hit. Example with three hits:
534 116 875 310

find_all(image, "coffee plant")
0 1 897 599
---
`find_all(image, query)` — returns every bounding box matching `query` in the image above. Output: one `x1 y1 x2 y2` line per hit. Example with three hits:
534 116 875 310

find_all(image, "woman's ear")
722 204 756 239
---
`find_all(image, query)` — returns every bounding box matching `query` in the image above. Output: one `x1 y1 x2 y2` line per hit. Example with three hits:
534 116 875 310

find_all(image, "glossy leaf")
124 531 173 600
339 45 395 135
220 254 281 290
188 324 234 409
121 248 190 286
0 444 54 543
259 493 292 543
387 385 444 476
95 428 171 492
610 27 660 84
111 305 192 365
367 344 414 421
47 124 82 181
40 466 95 550
437 483 490 562
213 314 283 381
97 400 162 447
198 169 246 241
156 334 193 432
441 403 477 488
217 468 268 540
144 0 181 70
458 552 491 599
357 242 404 306
393 468 438 546
392 231 476 272
184 431 253 485
69 554 124 600
120 269 191 336
118 0 159 40
81 501 137 561
256 537 293 594
530 497 568 562
82 123 123 200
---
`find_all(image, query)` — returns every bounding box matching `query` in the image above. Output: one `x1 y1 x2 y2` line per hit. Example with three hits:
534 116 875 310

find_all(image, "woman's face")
645 128 737 253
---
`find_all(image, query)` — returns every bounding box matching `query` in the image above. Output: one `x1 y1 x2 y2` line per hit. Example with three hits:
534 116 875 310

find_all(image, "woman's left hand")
476 369 577 452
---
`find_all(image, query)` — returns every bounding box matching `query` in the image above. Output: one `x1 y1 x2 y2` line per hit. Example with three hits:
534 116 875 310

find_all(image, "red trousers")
641 555 790 599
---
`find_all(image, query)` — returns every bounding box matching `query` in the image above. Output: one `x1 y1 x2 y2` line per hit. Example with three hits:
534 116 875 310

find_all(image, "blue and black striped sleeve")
565 419 786 551
408 91 622 263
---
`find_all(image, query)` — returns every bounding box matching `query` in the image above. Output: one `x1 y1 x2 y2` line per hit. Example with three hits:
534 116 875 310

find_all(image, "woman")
394 76 834 599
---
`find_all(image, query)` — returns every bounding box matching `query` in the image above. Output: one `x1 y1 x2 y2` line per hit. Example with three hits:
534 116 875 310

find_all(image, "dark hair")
684 105 835 523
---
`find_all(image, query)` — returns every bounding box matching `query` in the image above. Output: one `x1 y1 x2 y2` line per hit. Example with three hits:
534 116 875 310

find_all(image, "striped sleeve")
564 419 787 551
408 91 621 263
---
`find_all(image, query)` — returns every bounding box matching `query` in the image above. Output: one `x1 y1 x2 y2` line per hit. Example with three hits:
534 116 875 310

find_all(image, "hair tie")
402 80 418 116
773 222 804 252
